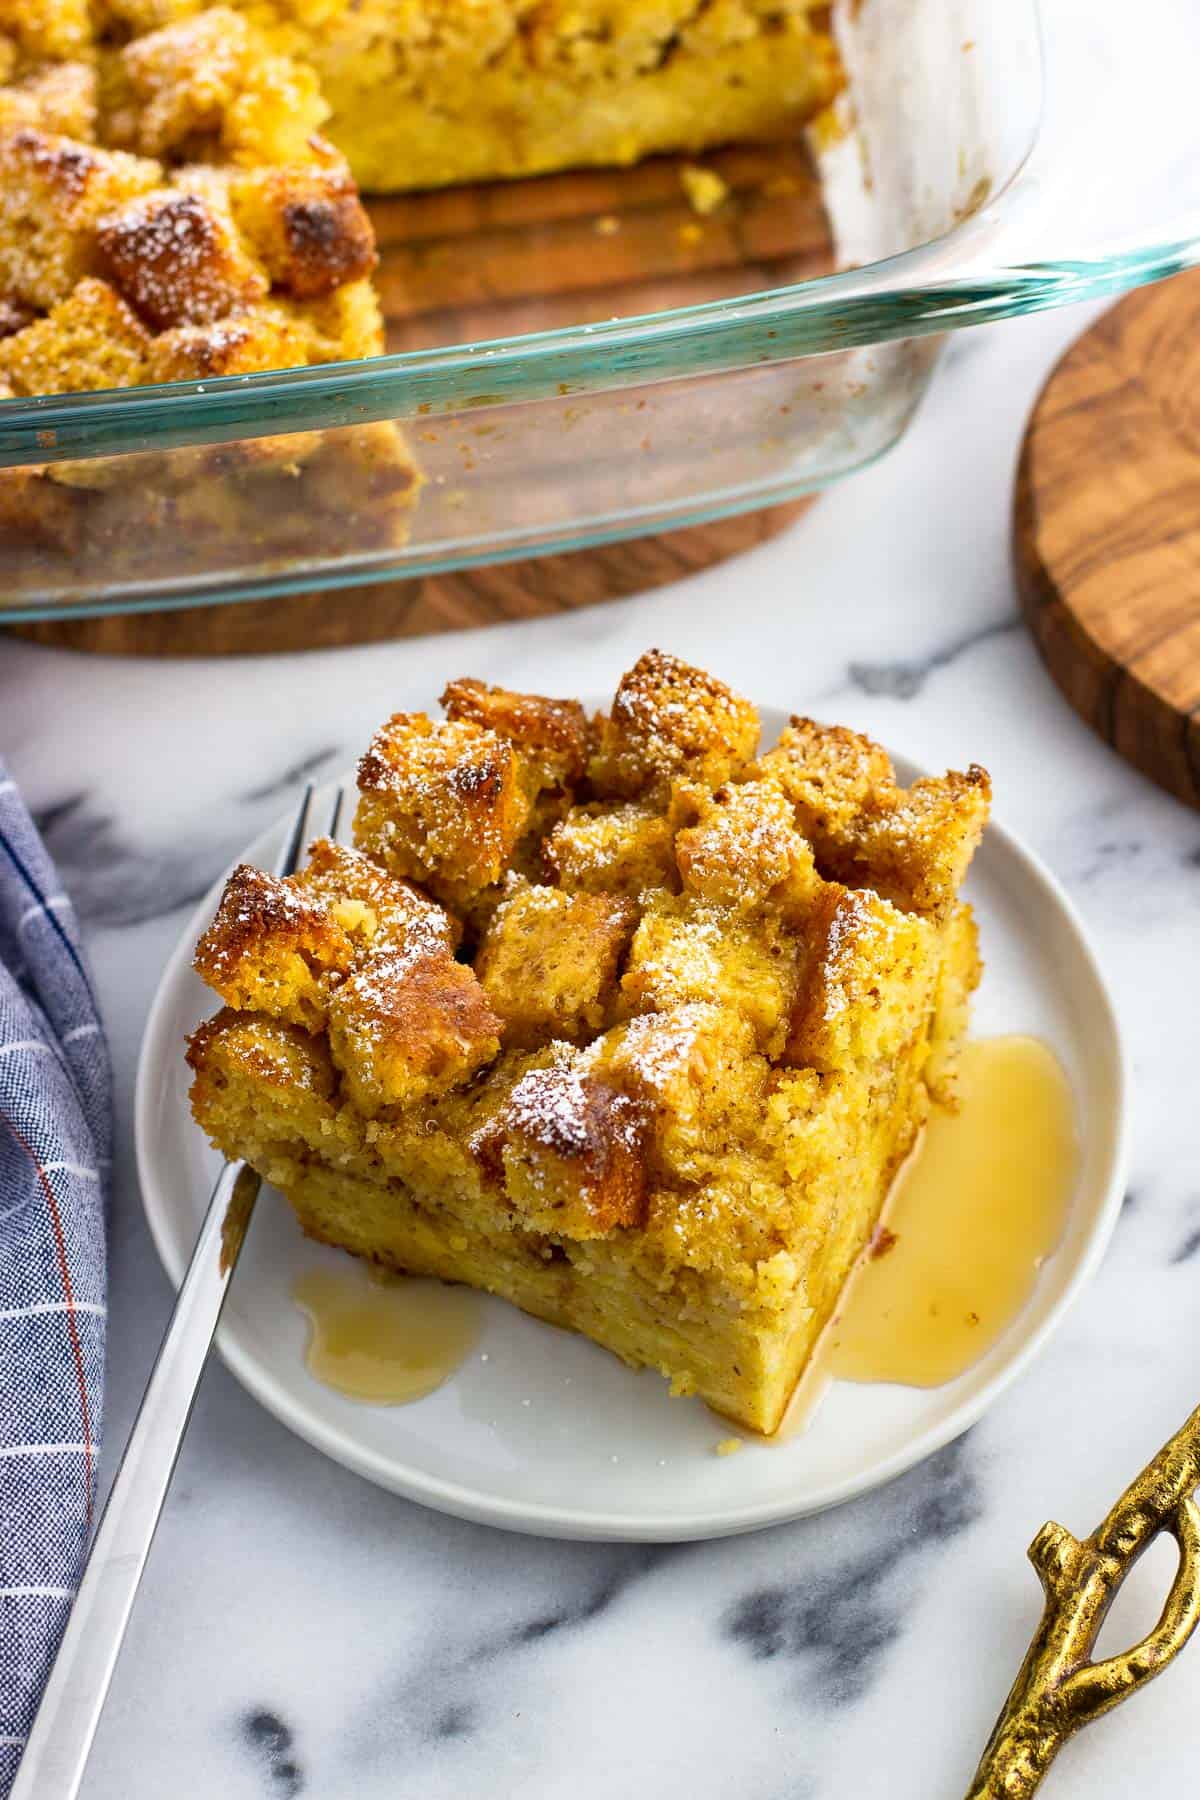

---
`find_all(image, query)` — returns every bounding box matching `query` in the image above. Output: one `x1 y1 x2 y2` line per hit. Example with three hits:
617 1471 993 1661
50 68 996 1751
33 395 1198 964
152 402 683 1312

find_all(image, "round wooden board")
1015 268 1200 810
10 499 812 656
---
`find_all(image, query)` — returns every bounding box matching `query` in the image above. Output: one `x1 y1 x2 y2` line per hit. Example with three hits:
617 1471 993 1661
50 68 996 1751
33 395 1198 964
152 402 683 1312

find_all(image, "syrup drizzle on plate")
783 1035 1079 1433
292 1264 481 1406
293 1037 1078 1428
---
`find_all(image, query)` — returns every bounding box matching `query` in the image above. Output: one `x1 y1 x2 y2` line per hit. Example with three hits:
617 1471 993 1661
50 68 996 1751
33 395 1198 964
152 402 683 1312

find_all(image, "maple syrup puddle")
782 1035 1079 1434
293 1264 482 1405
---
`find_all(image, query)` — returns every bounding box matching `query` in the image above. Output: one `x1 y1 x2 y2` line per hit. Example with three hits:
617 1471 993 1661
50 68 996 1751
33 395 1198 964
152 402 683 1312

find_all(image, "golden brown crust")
295 836 459 954
192 838 461 1034
0 124 161 310
0 10 385 387
186 1005 336 1098
95 186 268 328
229 159 375 297
327 947 501 1116
783 885 938 1073
480 1058 650 1238
192 860 354 1030
143 305 307 379
674 779 820 916
589 649 760 800
354 713 531 904
441 677 590 789
475 879 635 1047
621 891 800 1059
0 8 419 562
543 800 678 898
759 716 992 918
0 274 152 393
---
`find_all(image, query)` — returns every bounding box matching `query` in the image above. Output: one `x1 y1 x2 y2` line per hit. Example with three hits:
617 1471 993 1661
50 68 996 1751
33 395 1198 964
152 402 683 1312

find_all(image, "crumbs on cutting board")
680 165 730 216
715 1437 744 1458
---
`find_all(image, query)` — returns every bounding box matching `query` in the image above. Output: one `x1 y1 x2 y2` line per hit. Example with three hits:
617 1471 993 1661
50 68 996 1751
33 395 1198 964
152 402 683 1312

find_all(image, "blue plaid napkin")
0 760 111 1798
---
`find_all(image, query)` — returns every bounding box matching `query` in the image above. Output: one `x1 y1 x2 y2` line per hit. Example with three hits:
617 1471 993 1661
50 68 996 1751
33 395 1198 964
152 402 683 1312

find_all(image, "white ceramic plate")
135 708 1127 1541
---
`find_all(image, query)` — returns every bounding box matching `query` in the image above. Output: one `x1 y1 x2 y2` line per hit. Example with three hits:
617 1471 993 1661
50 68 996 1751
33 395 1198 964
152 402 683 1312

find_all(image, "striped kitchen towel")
0 760 111 1797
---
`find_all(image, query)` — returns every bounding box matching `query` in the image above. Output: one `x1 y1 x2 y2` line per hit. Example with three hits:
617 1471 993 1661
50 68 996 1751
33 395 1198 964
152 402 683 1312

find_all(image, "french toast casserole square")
186 652 989 1434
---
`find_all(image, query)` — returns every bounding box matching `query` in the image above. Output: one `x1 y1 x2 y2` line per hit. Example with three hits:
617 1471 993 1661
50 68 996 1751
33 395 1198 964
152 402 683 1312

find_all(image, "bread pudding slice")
0 3 418 572
188 652 989 1434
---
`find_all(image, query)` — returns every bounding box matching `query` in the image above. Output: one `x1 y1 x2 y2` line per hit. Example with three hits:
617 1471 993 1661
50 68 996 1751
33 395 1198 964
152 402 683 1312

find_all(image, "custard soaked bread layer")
229 0 844 191
51 0 844 192
188 653 989 1434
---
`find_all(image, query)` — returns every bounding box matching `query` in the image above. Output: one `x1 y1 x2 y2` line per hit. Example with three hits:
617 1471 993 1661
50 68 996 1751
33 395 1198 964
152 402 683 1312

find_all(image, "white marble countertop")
4 1 1200 1793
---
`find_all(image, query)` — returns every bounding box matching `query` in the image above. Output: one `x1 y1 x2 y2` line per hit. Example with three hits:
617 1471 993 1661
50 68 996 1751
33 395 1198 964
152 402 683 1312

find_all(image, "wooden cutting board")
12 139 827 658
1015 268 1200 811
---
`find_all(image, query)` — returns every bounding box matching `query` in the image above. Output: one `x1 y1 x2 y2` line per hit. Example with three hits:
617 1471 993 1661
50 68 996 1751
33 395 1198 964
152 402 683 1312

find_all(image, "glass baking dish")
2 0 1198 626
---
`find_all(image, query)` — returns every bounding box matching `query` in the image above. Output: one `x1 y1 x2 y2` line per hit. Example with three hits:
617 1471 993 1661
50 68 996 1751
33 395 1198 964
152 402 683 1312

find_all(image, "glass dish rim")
3 0 1200 468
9 234 1200 465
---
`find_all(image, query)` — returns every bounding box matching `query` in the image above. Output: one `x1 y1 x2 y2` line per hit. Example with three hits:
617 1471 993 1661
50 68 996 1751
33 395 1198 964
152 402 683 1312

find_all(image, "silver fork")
12 782 341 1800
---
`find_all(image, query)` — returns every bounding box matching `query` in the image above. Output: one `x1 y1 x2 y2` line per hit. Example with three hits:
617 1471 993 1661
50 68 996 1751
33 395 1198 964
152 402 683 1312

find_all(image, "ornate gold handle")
967 1404 1200 1798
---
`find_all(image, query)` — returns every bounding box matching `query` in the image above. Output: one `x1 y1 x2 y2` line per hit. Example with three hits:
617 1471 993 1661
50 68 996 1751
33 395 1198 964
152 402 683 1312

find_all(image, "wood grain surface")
13 140 828 657
1015 269 1200 811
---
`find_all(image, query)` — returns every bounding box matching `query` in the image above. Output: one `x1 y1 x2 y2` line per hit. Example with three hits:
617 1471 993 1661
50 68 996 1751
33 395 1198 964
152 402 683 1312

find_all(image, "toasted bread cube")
96 188 268 329
145 303 309 380
848 768 992 917
354 713 531 903
441 678 589 791
483 1056 649 1238
589 650 760 799
758 717 894 840
0 60 97 139
593 1003 763 1185
186 1007 338 1171
674 780 821 915
0 0 92 63
229 159 376 298
220 47 330 167
785 886 939 1073
326 947 501 1117
759 717 991 917
116 10 328 164
294 837 459 956
276 275 385 361
193 843 460 1034
193 861 357 1029
0 276 153 394
0 126 161 309
622 893 799 1057
475 881 635 1047
544 801 677 898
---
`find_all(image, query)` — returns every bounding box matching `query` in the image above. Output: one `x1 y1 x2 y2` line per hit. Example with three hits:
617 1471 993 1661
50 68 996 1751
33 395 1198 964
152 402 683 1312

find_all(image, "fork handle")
10 1160 260 1800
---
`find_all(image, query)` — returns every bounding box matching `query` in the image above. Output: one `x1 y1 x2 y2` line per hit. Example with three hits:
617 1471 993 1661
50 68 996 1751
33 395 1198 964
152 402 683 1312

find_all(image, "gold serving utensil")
967 1404 1200 1797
